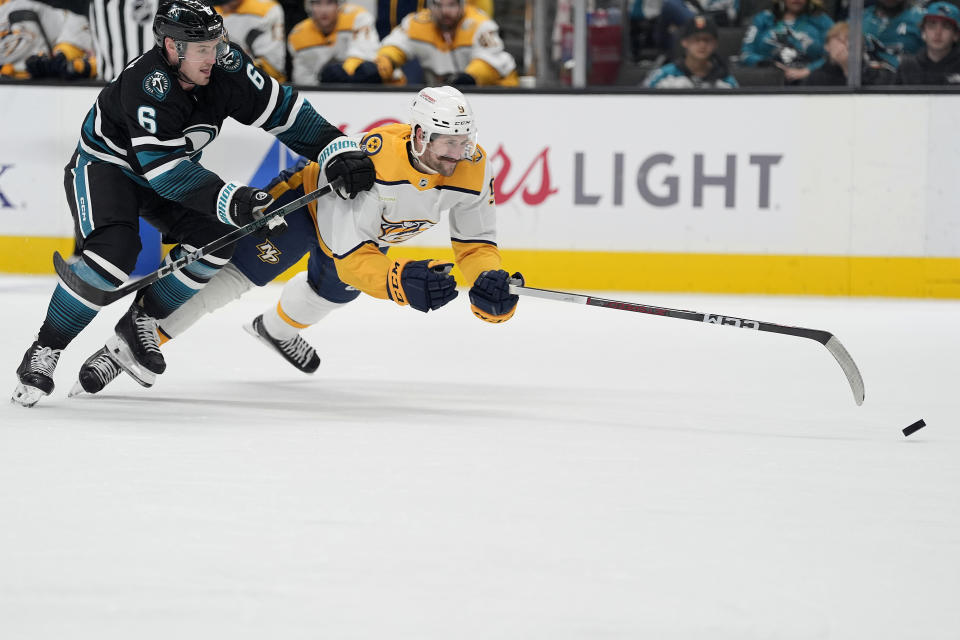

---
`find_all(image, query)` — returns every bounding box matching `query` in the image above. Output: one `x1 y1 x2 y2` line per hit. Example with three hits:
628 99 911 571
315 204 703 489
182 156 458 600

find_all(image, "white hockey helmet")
408 85 477 160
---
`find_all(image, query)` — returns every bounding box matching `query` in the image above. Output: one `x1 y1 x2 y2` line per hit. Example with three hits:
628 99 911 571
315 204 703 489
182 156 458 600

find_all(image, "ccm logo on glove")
387 259 458 313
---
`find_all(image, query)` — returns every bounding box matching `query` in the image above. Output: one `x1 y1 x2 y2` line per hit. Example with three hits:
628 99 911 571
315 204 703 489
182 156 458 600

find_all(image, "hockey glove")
319 62 351 84
216 183 287 239
387 259 458 313
450 72 477 86
25 54 56 78
469 270 523 323
318 138 376 200
26 52 93 80
351 61 382 84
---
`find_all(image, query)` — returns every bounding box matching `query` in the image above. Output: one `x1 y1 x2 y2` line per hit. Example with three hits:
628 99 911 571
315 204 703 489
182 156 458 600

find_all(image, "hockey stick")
509 284 865 406
53 182 336 307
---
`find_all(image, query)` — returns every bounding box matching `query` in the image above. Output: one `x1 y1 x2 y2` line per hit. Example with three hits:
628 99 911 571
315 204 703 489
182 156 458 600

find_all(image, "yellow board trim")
3 237 960 298
0 237 76 274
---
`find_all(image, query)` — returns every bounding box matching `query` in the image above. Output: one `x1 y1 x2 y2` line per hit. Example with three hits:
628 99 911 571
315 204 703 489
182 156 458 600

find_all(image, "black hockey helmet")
153 0 226 50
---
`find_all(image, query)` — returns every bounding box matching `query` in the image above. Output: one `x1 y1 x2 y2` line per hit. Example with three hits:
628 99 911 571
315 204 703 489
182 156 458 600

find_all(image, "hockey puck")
902 419 926 437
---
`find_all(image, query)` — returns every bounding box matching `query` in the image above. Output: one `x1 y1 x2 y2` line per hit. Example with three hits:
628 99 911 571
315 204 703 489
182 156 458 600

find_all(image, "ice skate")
106 303 164 388
12 341 62 407
69 347 124 397
244 314 320 374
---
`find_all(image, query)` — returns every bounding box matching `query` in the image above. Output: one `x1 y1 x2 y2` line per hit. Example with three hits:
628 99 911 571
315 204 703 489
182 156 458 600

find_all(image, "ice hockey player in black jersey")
12 0 375 407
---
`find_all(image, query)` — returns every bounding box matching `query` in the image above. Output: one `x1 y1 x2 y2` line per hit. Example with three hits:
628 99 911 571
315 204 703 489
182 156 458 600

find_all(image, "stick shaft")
54 183 333 307
510 284 865 405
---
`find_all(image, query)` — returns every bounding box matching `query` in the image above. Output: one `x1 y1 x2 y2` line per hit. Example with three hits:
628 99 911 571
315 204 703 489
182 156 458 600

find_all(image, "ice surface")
1 275 958 639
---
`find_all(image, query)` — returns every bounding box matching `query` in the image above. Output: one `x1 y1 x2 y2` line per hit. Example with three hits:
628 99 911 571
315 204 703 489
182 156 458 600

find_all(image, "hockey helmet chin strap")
409 126 439 174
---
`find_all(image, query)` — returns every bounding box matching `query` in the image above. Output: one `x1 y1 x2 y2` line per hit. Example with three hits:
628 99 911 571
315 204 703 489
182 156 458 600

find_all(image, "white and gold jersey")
0 0 92 78
379 5 516 86
299 123 502 300
287 3 378 86
216 0 285 80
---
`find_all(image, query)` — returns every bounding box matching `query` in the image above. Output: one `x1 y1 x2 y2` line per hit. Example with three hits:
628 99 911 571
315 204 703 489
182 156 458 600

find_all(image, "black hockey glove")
26 52 91 79
319 62 351 84
450 72 477 86
324 150 376 200
25 54 53 78
387 259 458 313
469 270 523 323
351 61 382 84
216 183 286 239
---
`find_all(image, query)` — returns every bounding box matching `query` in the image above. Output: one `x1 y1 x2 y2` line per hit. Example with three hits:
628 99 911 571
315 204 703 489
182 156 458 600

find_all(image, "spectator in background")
739 0 833 84
375 0 492 39
805 21 895 84
644 14 738 87
896 1 960 84
863 0 924 71
213 0 287 81
288 0 379 85
630 0 663 59
654 0 738 51
376 0 517 86
0 0 96 80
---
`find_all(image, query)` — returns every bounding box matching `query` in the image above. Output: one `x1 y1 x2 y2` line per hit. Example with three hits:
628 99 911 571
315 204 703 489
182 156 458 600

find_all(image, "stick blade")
52 251 121 307
823 335 865 406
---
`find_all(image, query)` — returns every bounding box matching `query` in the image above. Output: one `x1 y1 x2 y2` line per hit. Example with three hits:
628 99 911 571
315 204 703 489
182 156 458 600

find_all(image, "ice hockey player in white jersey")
376 0 517 86
69 86 524 394
212 0 286 81
0 0 96 79
288 0 380 85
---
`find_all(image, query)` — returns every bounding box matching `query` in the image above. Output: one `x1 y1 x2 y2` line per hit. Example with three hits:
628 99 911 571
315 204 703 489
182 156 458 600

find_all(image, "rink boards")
1 87 958 297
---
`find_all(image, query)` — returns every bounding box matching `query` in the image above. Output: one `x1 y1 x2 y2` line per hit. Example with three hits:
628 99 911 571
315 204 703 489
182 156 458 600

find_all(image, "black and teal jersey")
863 5 925 69
75 44 344 214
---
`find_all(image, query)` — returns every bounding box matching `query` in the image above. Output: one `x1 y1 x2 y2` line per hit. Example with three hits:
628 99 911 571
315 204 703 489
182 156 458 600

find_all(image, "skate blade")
242 319 260 340
67 380 88 398
243 319 273 351
11 383 46 407
242 320 320 374
104 335 156 388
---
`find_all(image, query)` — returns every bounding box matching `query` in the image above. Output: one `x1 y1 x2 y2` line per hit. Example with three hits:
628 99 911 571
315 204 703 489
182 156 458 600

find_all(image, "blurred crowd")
631 0 960 86
1 0 958 87
0 0 522 85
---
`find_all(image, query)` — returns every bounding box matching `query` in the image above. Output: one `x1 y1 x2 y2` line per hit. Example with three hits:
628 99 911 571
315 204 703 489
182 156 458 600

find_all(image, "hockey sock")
37 256 113 349
139 244 231 320
157 263 253 339
261 272 343 341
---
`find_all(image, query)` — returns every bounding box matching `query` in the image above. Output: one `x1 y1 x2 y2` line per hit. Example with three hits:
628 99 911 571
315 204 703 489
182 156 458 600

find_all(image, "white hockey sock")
158 263 253 339
261 271 341 341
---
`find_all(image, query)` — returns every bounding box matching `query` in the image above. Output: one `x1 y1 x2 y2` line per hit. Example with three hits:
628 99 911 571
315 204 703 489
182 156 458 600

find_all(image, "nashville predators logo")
256 240 281 263
363 134 383 156
378 216 435 243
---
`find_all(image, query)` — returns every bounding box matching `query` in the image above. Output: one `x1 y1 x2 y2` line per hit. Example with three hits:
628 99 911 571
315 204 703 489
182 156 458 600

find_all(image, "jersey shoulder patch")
362 132 384 156
217 45 244 72
142 69 171 101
